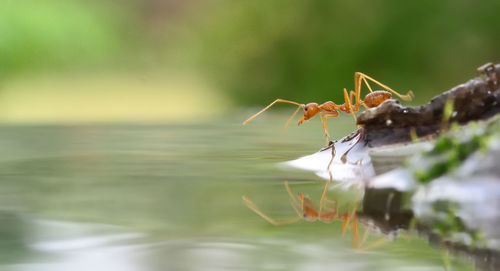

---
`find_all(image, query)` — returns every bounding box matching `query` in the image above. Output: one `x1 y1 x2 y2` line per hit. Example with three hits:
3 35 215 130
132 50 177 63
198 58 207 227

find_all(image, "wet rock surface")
285 63 500 270
358 63 500 147
367 118 500 270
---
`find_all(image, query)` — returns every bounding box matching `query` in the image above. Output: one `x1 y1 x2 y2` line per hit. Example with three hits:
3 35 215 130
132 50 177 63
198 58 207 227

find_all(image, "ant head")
298 103 320 125
298 193 319 220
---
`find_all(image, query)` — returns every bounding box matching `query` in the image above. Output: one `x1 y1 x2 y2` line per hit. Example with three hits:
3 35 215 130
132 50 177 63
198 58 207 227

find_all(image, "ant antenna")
243 99 304 125
285 105 302 130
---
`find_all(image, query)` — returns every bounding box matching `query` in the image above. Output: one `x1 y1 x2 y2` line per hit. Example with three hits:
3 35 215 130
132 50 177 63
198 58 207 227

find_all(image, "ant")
243 181 396 250
243 72 414 144
242 181 362 248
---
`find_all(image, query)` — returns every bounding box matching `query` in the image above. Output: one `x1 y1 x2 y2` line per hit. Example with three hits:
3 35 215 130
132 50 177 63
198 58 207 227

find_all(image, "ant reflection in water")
243 181 365 248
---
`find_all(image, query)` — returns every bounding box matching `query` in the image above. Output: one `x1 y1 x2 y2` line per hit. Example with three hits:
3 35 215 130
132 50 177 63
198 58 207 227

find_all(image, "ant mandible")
243 72 414 144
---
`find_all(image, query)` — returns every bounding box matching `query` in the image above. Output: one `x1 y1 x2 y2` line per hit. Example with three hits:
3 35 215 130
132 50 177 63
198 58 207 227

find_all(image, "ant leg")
242 195 301 225
344 89 366 129
360 225 370 246
318 178 331 215
319 113 331 145
327 143 336 174
320 112 340 145
347 89 370 111
355 236 388 252
337 205 360 248
319 113 331 138
341 214 350 235
357 72 414 101
362 77 375 93
243 99 303 125
343 89 358 123
338 213 361 248
343 188 361 236
353 72 365 107
349 90 358 108
319 196 338 222
351 90 369 110
320 112 339 134
284 105 302 130
352 217 360 249
284 181 302 217
352 74 372 115
325 113 342 141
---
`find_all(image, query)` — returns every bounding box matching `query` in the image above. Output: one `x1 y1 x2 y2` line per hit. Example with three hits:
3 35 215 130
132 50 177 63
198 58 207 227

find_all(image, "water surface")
0 114 473 270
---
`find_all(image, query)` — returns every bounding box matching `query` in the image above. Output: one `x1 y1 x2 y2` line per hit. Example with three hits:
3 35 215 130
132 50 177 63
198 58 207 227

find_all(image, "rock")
357 63 500 147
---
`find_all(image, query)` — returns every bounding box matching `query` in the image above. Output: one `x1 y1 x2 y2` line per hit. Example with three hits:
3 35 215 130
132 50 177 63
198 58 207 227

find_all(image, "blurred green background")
0 0 499 123
0 2 498 269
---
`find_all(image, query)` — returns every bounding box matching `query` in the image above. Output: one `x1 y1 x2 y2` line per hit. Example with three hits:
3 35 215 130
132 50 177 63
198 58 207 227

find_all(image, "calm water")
0 113 473 270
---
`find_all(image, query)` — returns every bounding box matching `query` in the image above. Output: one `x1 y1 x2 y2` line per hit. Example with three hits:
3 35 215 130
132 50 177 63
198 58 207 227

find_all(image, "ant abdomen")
363 91 392 108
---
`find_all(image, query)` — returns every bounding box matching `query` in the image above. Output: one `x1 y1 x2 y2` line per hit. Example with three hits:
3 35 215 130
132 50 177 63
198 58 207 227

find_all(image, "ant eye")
304 105 308 111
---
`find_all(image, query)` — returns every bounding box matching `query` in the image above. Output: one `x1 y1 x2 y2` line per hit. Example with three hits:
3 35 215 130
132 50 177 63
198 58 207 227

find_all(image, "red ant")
242 181 362 248
243 181 397 250
243 72 414 144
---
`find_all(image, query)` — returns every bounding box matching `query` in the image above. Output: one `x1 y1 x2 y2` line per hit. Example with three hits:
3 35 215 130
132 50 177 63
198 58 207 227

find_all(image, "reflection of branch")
415 223 500 270
358 188 413 234
352 188 414 251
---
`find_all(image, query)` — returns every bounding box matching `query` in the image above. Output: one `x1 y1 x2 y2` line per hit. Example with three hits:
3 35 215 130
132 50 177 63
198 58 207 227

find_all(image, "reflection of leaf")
426 200 484 246
410 119 499 183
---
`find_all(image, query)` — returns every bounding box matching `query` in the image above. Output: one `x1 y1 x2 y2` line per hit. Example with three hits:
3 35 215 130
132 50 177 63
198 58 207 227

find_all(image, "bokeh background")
1 0 499 123
1 1 499 270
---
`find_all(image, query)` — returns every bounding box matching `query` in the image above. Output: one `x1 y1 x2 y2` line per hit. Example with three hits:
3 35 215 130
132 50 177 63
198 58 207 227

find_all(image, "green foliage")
1 0 499 107
412 119 499 183
0 0 134 75
428 200 483 246
190 0 500 105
